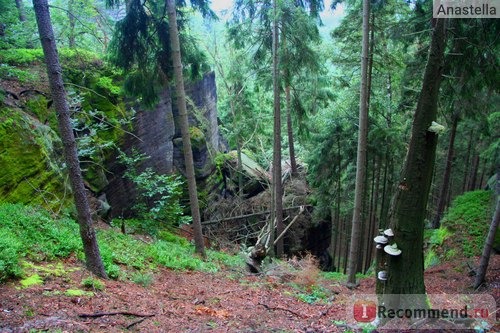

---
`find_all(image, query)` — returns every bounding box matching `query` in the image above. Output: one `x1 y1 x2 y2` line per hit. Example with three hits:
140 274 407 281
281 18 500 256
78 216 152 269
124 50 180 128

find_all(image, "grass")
0 203 244 283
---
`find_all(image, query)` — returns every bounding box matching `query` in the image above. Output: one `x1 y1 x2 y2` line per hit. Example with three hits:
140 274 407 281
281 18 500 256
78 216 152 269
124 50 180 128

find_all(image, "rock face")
0 106 72 211
105 72 224 218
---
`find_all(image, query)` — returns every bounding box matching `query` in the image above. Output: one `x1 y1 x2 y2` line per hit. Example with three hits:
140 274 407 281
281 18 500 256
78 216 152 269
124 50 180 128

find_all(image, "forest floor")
0 254 498 333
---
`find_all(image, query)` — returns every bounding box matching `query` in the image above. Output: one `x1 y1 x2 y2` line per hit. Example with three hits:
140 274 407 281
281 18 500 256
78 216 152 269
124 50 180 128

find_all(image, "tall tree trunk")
432 114 459 228
474 173 499 289
282 31 297 176
468 154 480 191
346 0 370 287
32 0 107 278
335 134 342 271
376 18 447 301
272 0 284 257
15 0 27 22
166 0 205 258
68 0 76 48
462 130 473 193
286 85 297 176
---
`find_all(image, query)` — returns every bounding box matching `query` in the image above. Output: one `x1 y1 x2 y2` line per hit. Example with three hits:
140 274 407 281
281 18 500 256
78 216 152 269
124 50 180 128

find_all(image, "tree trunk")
286 85 297 176
281 30 297 177
166 0 205 258
468 154 480 191
346 0 370 287
474 172 499 289
462 130 473 193
68 0 76 48
376 18 447 302
272 0 284 257
15 0 27 22
32 0 107 278
432 114 459 228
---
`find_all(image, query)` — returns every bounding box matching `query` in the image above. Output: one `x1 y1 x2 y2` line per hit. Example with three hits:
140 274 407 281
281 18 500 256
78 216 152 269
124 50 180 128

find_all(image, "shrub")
81 277 105 291
131 272 154 287
0 231 23 281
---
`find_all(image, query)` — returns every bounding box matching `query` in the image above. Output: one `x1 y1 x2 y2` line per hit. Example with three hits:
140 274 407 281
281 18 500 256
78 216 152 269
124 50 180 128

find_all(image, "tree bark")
376 18 447 301
272 0 284 257
15 0 27 22
286 85 297 176
166 0 205 258
346 0 370 287
432 114 459 228
474 173 499 289
281 30 297 177
32 0 107 278
468 154 480 191
68 0 76 48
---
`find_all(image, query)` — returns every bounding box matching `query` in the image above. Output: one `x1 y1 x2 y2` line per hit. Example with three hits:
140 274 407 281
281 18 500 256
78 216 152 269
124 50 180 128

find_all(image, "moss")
0 49 45 65
189 126 206 150
64 289 94 297
19 274 43 288
0 108 72 211
24 95 57 128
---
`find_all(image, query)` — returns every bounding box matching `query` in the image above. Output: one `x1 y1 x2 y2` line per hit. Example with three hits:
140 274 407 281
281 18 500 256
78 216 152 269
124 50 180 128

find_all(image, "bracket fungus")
383 228 394 237
374 235 389 244
377 270 388 281
428 121 446 134
384 243 402 256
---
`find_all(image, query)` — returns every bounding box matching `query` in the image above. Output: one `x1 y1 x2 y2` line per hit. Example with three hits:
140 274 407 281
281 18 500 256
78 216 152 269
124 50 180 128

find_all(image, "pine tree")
32 0 107 278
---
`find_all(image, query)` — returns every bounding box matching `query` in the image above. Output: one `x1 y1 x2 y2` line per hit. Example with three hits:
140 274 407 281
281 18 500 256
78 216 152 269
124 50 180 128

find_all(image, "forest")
0 0 498 332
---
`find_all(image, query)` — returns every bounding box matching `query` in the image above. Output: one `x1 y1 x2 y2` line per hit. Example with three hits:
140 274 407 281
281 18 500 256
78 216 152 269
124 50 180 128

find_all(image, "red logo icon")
353 300 377 322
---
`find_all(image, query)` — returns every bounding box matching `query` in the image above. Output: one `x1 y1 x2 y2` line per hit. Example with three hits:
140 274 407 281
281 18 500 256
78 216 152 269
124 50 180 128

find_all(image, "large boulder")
105 72 225 217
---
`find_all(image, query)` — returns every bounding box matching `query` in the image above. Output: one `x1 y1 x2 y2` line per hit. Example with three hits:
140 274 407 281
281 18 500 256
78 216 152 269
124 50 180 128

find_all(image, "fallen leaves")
194 305 230 318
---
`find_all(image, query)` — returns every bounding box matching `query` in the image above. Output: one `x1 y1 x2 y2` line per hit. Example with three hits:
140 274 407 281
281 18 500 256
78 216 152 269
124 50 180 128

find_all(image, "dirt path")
0 256 498 332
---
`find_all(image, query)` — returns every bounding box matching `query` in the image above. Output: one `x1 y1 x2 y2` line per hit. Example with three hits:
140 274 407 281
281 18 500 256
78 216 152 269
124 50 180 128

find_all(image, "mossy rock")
0 107 72 211
189 126 206 150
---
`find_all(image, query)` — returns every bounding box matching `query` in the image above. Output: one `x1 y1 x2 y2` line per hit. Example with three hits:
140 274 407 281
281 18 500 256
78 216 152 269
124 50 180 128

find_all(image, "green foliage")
20 274 43 288
428 227 451 246
0 232 23 281
294 284 330 304
81 277 105 291
0 49 44 65
96 76 122 96
108 0 211 105
441 190 494 257
131 272 154 287
64 289 94 297
0 64 37 82
0 203 81 265
118 149 190 233
424 249 440 269
0 201 243 283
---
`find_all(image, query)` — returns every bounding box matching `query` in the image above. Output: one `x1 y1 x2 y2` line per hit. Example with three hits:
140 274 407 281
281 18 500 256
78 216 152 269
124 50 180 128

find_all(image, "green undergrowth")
0 203 244 283
424 190 495 268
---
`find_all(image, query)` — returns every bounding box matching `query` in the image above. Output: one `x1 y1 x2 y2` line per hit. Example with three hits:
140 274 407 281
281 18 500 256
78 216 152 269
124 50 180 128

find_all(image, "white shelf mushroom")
377 270 388 281
384 243 402 256
428 121 446 134
383 228 394 237
374 235 389 244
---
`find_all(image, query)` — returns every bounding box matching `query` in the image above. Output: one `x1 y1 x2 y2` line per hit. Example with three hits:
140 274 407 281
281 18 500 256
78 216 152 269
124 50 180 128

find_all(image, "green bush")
131 272 154 287
0 231 23 281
